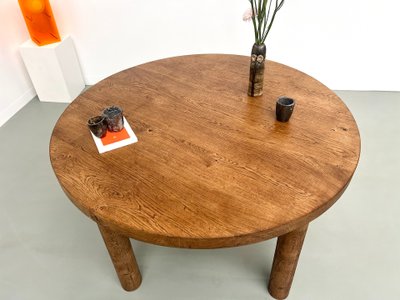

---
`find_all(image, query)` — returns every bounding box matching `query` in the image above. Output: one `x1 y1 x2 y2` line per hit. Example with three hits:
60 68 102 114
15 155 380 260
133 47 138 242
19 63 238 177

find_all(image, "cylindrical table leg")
98 225 142 291
268 225 308 299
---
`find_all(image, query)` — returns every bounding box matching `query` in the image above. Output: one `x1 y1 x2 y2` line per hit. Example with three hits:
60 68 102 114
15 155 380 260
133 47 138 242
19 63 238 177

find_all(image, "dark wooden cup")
276 97 295 122
88 116 108 138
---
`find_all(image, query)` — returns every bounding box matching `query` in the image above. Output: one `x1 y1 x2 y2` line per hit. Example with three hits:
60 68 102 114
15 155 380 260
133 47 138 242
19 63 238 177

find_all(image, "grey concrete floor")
0 91 399 300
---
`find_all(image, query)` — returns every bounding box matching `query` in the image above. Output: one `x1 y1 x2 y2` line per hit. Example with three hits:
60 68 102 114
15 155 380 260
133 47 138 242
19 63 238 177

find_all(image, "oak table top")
49 54 360 298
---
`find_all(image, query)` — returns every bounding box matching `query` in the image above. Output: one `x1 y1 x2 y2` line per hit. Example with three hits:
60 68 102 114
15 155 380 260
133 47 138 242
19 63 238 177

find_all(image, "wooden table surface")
49 54 360 298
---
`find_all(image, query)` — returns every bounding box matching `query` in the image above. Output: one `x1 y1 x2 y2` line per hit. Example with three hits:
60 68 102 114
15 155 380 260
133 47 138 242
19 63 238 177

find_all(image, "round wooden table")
50 54 360 299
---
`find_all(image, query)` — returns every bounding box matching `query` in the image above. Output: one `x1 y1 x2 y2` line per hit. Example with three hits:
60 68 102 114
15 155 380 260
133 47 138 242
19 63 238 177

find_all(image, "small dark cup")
103 106 124 132
88 116 107 138
276 97 295 122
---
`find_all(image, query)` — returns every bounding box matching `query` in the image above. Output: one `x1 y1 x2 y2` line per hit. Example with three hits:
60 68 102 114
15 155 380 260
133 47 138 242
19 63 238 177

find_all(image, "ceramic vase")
248 43 266 97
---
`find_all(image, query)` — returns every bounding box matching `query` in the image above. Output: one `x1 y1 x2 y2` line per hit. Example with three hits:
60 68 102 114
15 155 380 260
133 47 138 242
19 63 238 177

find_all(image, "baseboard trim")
0 88 36 127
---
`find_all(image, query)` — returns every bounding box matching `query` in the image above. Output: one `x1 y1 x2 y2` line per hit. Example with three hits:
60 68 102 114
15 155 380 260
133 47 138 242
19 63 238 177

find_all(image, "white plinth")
19 35 85 103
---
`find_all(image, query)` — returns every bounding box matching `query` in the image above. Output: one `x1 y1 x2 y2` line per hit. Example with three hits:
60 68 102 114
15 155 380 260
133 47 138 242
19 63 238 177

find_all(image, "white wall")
0 0 35 126
1 0 399 126
51 0 252 84
51 0 400 90
271 0 400 91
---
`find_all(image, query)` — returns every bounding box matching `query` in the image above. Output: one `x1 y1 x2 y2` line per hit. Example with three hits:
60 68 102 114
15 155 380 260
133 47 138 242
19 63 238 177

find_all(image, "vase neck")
251 43 266 56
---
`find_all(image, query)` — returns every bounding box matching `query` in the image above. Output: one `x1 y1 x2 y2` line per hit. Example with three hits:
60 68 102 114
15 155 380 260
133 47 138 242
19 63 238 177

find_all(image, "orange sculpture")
18 0 61 46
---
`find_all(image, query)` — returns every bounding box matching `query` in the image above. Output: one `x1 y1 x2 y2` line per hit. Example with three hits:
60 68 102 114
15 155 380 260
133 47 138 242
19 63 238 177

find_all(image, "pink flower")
242 8 255 22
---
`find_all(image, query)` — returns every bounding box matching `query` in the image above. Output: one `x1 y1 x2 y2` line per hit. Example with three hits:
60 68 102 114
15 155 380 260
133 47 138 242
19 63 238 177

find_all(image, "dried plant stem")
249 0 285 45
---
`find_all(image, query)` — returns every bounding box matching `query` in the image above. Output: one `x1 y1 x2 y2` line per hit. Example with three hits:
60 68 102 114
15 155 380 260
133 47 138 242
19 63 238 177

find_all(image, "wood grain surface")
50 54 360 249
